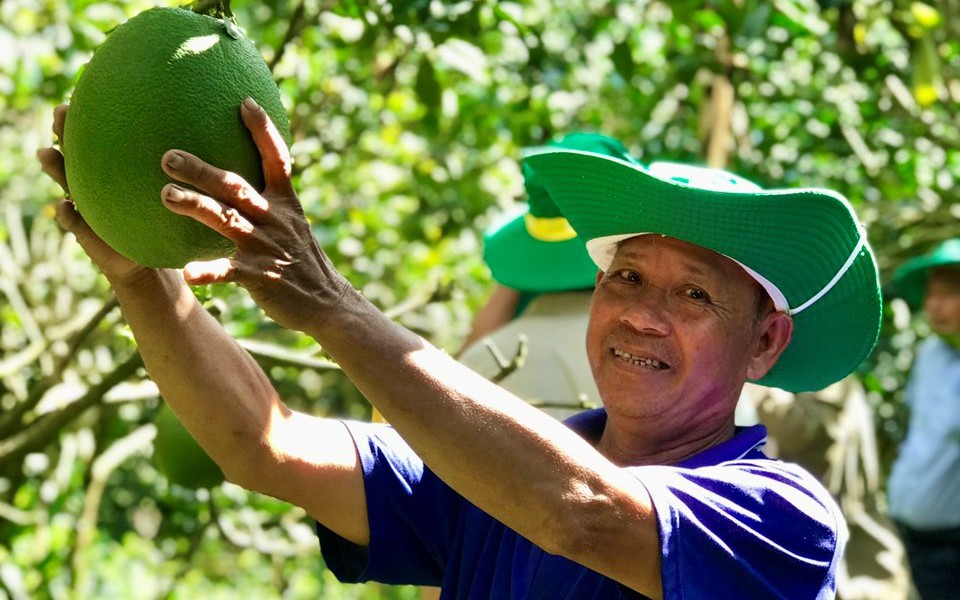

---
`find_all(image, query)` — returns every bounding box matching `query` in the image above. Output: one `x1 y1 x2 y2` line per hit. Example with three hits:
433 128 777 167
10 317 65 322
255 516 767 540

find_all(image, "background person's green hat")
483 132 637 292
893 238 960 309
524 151 882 393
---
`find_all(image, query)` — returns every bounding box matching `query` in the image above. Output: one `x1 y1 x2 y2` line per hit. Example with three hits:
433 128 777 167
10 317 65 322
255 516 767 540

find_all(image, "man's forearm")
111 270 281 483
307 289 656 560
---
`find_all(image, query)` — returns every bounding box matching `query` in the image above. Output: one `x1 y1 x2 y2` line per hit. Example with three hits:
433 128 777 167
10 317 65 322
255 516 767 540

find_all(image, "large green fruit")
63 7 290 268
153 402 225 490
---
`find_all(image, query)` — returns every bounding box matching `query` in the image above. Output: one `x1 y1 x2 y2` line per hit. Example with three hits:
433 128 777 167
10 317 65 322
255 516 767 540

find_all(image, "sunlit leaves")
4 0 960 597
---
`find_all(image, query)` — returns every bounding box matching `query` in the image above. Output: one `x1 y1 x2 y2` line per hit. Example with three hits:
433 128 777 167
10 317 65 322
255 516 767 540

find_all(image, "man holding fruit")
40 97 880 599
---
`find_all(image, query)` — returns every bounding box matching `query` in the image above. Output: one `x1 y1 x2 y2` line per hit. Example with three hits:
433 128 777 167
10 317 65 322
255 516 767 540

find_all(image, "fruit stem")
191 0 232 18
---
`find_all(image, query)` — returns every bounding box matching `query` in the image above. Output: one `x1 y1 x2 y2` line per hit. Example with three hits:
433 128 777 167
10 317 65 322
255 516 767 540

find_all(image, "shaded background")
1 0 958 597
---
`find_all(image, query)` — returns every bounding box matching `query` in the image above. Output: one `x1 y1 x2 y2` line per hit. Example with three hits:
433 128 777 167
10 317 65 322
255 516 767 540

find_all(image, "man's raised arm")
148 98 663 597
39 104 369 547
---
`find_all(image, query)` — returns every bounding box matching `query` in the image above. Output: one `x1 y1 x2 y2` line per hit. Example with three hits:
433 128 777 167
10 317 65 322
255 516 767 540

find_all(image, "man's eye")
619 270 642 283
687 287 710 301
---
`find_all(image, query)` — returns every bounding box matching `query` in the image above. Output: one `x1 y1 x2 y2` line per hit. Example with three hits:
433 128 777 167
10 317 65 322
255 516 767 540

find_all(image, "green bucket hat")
893 238 960 309
483 133 637 292
523 151 882 393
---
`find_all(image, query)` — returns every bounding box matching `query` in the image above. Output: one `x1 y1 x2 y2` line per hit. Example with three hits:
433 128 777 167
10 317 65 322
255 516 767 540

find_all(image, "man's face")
923 267 960 338
586 235 778 424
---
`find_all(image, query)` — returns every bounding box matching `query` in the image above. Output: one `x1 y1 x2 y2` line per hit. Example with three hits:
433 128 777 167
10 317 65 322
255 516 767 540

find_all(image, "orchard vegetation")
1 0 958 597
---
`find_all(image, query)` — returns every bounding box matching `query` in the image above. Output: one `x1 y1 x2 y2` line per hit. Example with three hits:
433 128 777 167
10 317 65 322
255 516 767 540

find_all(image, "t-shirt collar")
564 408 769 468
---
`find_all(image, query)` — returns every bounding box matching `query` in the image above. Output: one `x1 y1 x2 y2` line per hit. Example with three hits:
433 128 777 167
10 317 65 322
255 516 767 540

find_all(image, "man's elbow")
545 480 658 573
218 432 278 492
219 404 298 493
540 480 619 558
541 487 662 599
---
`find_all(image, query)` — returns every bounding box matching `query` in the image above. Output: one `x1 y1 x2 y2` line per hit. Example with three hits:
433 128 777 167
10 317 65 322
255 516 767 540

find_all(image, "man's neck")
596 413 737 467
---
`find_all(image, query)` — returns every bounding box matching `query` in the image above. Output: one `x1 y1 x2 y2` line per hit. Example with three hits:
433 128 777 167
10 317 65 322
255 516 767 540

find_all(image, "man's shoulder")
644 454 844 599
636 452 844 550
720 455 836 503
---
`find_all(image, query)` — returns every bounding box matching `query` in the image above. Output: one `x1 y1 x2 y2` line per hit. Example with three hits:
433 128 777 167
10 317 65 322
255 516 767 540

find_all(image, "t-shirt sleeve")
315 420 463 586
637 461 844 600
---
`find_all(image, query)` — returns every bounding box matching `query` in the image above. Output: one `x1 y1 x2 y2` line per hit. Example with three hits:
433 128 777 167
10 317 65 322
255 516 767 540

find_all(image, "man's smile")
612 348 670 370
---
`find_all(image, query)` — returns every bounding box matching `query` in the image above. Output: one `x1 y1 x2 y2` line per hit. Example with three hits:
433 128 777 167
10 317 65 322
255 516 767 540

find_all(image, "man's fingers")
55 199 84 234
38 147 69 193
161 183 254 243
183 256 281 291
54 199 115 262
183 258 238 285
53 104 67 142
160 150 268 217
240 97 293 195
41 105 71 193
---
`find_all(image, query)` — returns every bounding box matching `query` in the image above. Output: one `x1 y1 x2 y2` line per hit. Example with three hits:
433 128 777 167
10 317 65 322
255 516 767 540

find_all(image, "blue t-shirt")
316 409 845 599
887 336 960 529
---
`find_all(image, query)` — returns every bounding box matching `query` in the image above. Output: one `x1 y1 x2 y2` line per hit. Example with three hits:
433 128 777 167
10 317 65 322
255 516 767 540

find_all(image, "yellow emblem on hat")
524 213 578 242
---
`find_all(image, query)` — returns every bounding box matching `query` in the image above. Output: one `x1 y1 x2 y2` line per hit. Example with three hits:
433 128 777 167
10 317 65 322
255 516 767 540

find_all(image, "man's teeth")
613 349 667 370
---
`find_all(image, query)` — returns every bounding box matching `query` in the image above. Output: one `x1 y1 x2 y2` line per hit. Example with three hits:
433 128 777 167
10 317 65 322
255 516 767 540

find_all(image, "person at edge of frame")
886 239 960 600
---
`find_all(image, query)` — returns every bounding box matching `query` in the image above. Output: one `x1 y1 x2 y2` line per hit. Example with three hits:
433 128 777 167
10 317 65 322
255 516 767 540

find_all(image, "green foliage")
2 0 959 597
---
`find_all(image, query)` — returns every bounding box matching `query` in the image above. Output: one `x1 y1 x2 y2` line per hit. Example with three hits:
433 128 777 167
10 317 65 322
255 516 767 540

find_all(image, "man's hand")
39 101 370 546
157 97 350 333
38 104 153 285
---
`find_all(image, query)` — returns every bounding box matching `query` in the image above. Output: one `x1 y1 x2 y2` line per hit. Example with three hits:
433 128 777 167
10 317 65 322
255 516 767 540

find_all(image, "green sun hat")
893 238 960 309
523 150 882 393
483 133 637 292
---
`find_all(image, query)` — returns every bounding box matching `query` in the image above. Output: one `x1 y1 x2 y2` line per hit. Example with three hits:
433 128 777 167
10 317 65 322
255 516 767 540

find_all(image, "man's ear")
746 311 794 381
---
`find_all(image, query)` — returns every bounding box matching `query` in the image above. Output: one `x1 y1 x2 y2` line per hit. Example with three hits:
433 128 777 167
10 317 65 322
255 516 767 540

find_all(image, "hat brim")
483 205 598 292
893 250 960 309
524 150 882 393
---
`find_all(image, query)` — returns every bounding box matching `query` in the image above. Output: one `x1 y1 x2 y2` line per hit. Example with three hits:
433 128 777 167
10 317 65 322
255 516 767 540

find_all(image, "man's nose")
619 286 672 335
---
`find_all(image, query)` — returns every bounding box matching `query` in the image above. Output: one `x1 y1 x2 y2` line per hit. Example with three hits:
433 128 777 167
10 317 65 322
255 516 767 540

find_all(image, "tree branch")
238 338 341 371
158 495 216 600
704 32 735 169
486 335 528 384
0 500 41 527
0 352 144 469
70 424 157 595
214 500 313 556
528 398 600 411
0 297 120 439
269 0 308 73
383 278 454 320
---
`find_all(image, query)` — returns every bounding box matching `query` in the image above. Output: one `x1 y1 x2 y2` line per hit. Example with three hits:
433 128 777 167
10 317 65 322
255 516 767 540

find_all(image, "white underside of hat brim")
584 233 859 316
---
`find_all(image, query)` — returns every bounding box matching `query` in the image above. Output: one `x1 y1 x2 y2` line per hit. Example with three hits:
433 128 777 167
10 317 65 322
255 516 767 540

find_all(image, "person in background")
887 238 960 600
458 132 637 421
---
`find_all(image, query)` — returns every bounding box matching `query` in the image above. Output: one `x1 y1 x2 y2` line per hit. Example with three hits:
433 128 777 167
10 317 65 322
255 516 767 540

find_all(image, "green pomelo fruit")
153 402 225 490
63 7 290 268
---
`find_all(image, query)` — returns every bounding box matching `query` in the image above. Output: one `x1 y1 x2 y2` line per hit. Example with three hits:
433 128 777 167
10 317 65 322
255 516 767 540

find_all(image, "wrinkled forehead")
611 235 743 278
605 234 785 310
